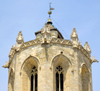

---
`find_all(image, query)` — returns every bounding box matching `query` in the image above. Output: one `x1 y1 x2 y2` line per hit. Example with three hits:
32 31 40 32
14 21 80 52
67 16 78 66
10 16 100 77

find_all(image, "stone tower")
3 12 98 91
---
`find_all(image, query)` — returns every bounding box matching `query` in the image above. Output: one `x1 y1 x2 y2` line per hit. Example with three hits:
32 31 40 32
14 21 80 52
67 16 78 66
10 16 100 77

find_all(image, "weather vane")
48 2 54 18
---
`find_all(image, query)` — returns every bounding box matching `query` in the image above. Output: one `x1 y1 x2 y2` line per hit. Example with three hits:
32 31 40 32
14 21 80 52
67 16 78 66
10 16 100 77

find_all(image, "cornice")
77 45 91 61
20 39 42 49
7 38 92 68
20 38 73 49
50 38 72 46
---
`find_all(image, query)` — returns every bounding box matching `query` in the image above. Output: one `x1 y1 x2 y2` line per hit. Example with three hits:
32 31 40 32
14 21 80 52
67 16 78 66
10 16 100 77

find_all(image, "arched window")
81 65 89 91
31 66 38 91
56 66 63 91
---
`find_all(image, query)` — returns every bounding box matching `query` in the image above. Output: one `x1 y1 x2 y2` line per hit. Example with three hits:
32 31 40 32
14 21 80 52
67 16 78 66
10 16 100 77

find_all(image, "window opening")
31 75 33 91
60 73 63 91
56 66 63 91
56 72 59 91
31 66 38 91
35 74 37 91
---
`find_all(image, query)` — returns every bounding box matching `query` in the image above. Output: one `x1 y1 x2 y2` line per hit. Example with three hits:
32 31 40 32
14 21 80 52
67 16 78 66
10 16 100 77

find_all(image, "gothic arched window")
31 66 38 91
81 65 89 91
56 66 63 91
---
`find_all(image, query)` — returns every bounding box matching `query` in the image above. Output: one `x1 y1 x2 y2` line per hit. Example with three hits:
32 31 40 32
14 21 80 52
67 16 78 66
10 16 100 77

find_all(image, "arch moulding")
51 54 72 67
80 63 90 74
20 55 40 74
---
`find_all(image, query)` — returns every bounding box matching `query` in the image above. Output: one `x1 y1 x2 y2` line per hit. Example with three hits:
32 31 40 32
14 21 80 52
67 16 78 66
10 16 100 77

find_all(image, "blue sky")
0 0 100 91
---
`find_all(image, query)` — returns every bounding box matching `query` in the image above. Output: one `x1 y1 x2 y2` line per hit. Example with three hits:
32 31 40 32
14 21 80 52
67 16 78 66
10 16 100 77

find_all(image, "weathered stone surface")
4 21 98 91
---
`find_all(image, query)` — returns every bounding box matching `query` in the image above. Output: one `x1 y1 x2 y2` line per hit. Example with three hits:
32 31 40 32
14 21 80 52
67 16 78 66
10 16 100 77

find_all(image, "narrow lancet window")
56 66 63 91
56 72 59 91
31 66 38 91
60 73 63 91
35 74 37 91
31 75 34 91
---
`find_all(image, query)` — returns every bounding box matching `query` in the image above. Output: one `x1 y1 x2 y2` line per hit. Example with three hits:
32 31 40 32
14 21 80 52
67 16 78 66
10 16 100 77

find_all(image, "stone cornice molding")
73 45 92 63
7 38 92 68
20 38 73 49
78 45 90 58
21 39 42 49
50 38 72 46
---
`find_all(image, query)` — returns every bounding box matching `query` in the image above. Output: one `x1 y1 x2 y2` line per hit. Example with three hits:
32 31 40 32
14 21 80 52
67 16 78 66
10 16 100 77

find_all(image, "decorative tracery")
56 66 63 91
31 66 38 91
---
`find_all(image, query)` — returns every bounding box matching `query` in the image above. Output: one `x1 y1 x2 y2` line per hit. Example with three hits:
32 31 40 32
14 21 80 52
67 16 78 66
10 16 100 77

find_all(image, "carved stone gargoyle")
2 61 9 68
92 56 99 63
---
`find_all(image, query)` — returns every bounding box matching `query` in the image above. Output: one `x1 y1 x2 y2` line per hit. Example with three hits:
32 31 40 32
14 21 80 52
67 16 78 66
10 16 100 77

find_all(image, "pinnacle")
71 28 78 38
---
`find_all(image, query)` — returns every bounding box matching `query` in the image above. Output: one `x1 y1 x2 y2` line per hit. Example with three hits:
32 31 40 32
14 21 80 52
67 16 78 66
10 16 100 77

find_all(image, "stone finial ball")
48 11 52 15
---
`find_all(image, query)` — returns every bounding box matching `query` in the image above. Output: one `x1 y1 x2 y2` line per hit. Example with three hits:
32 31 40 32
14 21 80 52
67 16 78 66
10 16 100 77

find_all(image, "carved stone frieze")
21 38 72 49
8 38 93 67
20 38 42 49
50 38 72 45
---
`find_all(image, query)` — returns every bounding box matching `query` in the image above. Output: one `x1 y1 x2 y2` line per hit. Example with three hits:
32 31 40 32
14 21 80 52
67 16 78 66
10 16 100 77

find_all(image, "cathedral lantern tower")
3 5 98 91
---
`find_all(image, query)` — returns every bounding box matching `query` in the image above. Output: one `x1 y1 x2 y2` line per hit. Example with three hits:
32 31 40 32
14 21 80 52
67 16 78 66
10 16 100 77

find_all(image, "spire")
47 3 54 24
48 2 54 18
16 31 24 44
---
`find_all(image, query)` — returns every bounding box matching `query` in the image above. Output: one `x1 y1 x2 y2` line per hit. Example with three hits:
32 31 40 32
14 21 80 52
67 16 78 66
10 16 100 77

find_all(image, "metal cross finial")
48 2 54 18
49 2 54 10
49 2 52 10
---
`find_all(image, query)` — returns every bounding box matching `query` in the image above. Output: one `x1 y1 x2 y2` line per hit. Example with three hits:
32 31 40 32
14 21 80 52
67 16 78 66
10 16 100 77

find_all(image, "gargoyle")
2 61 9 68
92 56 99 63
